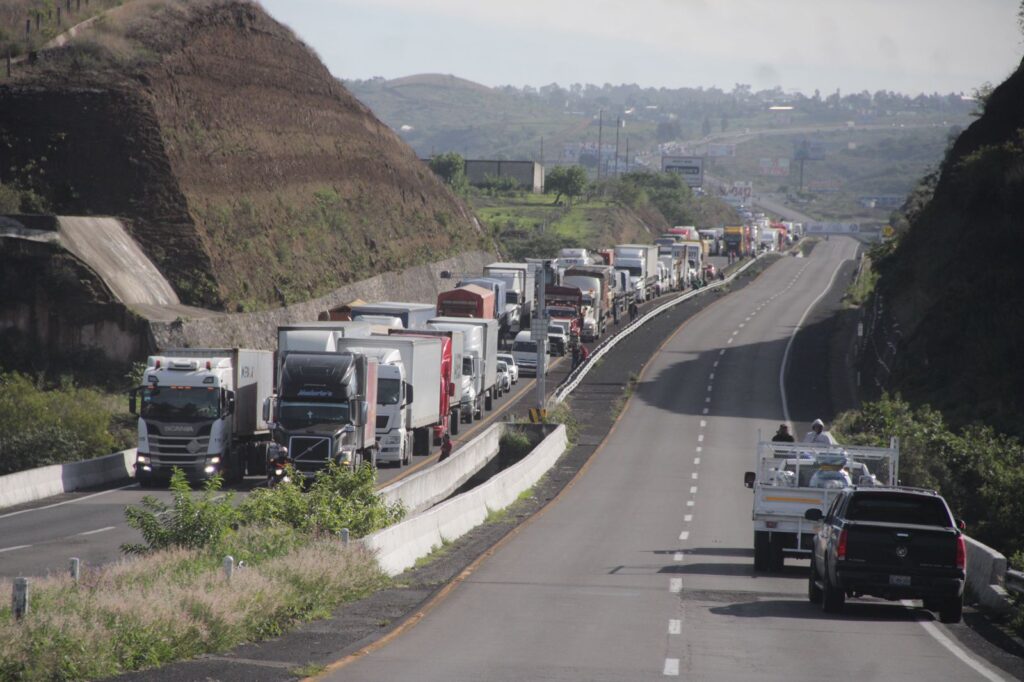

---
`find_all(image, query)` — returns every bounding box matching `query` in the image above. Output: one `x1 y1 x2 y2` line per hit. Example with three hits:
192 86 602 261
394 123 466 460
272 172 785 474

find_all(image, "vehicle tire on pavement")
822 573 845 613
485 393 493 411
770 535 786 572
808 562 823 604
939 594 963 624
753 531 771 572
450 411 460 435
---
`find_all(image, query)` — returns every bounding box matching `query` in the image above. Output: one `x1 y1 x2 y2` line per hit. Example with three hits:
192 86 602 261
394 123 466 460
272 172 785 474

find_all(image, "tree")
428 152 467 192
545 165 588 206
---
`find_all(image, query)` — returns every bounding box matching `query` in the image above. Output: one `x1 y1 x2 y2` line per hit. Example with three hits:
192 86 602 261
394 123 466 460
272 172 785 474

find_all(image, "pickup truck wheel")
753 531 771 571
808 562 823 603
821 573 845 613
939 595 963 624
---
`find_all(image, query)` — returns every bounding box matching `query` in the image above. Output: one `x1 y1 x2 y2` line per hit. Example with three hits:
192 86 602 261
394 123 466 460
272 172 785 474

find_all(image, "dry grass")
0 528 387 680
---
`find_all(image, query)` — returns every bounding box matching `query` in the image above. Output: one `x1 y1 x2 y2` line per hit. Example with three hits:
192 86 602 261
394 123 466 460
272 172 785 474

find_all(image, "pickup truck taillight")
956 535 966 570
836 529 848 560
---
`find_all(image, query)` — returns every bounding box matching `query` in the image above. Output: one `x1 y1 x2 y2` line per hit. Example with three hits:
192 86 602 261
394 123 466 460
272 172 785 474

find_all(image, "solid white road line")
899 601 1010 681
0 483 137 520
664 658 680 676
669 619 681 635
0 545 31 553
77 526 115 536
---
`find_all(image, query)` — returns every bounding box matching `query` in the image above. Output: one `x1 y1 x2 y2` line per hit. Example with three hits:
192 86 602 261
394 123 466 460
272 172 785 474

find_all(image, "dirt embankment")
0 0 487 311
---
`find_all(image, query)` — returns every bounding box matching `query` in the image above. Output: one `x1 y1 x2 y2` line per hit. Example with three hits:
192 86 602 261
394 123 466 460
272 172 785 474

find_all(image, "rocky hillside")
870 57 1024 438
0 0 487 310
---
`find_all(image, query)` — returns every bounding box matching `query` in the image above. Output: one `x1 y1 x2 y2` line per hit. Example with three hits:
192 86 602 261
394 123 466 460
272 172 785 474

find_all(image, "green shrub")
0 372 117 475
499 429 533 459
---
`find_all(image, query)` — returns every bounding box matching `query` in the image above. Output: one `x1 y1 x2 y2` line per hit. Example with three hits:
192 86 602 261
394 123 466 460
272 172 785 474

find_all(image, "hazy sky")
260 0 1022 95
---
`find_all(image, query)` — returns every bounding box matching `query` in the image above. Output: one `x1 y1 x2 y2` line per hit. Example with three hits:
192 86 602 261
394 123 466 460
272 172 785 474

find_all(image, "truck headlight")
382 435 401 445
207 456 221 464
136 454 150 464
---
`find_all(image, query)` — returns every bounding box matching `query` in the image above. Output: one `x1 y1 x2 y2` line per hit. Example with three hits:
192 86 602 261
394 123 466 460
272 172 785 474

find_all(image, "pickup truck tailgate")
845 522 958 570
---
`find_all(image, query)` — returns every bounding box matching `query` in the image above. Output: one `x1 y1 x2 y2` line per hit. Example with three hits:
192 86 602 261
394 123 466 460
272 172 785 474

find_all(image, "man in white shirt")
803 418 836 445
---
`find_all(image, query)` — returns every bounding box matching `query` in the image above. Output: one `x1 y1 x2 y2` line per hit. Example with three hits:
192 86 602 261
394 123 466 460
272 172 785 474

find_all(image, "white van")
512 330 546 376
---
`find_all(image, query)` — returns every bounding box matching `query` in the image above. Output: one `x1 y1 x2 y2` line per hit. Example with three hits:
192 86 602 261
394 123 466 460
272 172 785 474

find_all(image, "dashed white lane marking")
674 552 684 561
739 323 745 328
669 619 682 635
684 514 693 522
745 316 752 321
702 408 709 415
697 434 704 442
694 457 700 465
0 483 137 520
706 385 712 392
690 486 698 494
727 337 734 344
713 360 719 368
699 420 707 428
670 578 683 593
719 349 726 356
899 601 1009 681
708 373 714 380
705 397 711 403
687 500 695 507
691 472 698 480
77 526 115 536
679 531 690 541
664 658 680 676
0 544 31 553
695 446 702 453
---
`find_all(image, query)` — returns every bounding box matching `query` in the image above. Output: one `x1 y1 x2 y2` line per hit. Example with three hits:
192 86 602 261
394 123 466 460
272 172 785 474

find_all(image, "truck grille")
376 415 389 430
289 436 331 463
149 435 210 456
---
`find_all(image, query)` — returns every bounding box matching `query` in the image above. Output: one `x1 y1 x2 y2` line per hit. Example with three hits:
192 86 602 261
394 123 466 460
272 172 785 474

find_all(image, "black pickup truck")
805 487 966 623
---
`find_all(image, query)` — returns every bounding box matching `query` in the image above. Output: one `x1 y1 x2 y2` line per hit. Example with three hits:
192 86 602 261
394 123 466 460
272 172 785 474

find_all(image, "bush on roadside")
0 372 117 475
499 429 533 459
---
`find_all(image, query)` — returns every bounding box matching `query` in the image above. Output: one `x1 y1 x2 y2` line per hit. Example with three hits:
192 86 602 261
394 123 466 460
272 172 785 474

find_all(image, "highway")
326 238 1013 681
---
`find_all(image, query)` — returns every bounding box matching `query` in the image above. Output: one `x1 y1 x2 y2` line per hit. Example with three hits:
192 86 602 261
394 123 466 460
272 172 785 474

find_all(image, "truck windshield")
624 266 642 276
378 378 401 405
845 494 953 527
513 341 537 353
141 386 219 421
278 402 349 429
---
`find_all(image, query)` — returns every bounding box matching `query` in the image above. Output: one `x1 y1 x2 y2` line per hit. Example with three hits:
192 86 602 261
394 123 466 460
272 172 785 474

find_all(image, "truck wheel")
808 562 823 603
485 393 493 411
248 443 268 476
413 428 430 457
450 410 460 435
753 531 771 571
770 535 786 572
939 595 963 624
821 573 845 613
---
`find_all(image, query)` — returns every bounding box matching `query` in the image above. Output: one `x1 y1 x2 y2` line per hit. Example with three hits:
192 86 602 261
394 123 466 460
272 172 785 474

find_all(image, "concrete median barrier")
366 424 568 576
0 449 136 511
379 424 506 516
965 536 1013 614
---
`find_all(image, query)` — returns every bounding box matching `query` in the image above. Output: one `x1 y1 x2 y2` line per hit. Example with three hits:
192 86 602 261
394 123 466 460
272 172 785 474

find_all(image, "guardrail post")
222 555 234 582
12 578 28 621
339 528 350 547
69 557 80 583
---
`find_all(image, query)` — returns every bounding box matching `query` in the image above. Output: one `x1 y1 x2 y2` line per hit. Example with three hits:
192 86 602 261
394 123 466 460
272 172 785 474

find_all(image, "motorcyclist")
802 418 836 445
267 444 292 485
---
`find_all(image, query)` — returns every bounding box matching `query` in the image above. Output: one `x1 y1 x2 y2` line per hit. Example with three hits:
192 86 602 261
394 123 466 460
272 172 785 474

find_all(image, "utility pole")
614 117 621 176
597 109 604 180
624 136 630 173
531 261 550 416
539 136 544 165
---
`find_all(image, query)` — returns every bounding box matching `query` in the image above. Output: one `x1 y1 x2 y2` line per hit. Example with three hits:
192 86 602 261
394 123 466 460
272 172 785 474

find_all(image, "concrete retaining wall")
365 424 568 576
0 449 136 511
379 423 505 516
965 536 1013 614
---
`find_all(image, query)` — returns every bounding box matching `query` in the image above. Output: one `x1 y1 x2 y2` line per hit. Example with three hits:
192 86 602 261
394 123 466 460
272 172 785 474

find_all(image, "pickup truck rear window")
845 494 953 527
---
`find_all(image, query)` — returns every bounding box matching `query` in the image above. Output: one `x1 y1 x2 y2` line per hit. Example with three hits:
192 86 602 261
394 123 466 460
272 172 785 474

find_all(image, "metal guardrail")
550 253 765 405
1007 568 1024 597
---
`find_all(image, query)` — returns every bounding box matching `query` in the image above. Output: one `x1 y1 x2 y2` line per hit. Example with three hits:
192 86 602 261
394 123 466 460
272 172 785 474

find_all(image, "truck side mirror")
351 399 366 427
957 519 966 531
128 389 138 415
224 390 235 416
743 471 755 488
404 382 414 406
262 396 272 423
804 508 823 521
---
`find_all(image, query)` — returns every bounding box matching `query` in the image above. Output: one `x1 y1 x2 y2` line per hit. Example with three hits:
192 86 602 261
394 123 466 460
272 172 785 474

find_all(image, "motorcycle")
266 444 293 487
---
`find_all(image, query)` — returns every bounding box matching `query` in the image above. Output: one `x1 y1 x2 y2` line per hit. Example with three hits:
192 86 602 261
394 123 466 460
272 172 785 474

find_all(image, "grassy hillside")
0 0 127 57
867 57 1024 439
0 1 487 310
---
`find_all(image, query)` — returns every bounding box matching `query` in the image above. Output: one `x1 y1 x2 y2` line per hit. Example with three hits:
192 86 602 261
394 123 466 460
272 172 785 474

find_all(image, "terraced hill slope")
0 0 487 311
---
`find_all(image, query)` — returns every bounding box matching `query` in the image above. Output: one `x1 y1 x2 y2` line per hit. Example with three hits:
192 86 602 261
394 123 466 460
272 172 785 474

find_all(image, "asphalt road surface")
328 238 1015 681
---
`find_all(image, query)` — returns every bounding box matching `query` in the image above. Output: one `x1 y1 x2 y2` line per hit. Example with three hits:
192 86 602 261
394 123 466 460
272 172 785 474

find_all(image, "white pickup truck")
743 438 899 572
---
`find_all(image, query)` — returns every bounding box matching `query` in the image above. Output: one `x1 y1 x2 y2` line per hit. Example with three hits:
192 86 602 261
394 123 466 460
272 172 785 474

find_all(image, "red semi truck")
436 284 496 320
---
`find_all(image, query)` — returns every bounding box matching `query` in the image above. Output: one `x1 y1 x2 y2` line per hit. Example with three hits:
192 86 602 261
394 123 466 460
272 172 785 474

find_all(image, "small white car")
496 353 519 384
496 360 512 394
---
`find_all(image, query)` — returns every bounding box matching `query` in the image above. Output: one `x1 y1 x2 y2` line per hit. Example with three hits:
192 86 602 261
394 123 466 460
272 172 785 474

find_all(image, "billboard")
717 181 752 206
662 155 704 188
758 158 790 176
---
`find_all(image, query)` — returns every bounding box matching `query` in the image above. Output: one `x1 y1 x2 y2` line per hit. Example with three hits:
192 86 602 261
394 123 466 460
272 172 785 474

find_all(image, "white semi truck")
130 348 274 486
428 316 499 421
335 335 444 465
743 437 899 572
614 244 660 301
483 262 537 333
